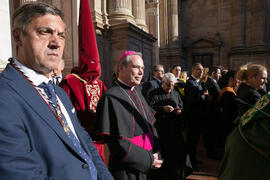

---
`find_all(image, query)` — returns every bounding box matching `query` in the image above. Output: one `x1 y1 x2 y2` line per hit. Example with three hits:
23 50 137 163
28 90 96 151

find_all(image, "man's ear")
12 29 23 46
118 64 124 71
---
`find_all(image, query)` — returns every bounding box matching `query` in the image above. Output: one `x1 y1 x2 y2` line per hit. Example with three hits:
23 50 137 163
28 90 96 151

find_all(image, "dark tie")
40 81 59 106
38 81 98 180
54 76 60 85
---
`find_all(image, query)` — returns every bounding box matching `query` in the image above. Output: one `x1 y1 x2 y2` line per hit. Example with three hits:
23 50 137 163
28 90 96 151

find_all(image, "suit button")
82 163 89 169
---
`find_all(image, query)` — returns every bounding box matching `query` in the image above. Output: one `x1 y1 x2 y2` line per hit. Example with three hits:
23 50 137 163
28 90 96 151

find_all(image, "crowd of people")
0 1 270 180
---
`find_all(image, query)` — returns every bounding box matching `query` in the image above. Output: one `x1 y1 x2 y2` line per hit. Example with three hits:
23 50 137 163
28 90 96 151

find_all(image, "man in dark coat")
95 51 163 180
204 66 221 158
184 63 209 171
142 64 164 102
148 72 185 180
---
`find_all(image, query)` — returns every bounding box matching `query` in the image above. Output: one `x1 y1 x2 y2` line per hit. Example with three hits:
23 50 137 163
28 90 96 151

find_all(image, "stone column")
91 0 109 29
146 0 159 64
108 0 135 26
101 0 109 27
231 0 246 48
168 0 178 47
159 0 169 48
250 0 266 46
133 0 148 32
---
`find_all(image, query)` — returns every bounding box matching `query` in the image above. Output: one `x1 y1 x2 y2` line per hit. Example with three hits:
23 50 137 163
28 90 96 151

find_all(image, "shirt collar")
13 59 52 86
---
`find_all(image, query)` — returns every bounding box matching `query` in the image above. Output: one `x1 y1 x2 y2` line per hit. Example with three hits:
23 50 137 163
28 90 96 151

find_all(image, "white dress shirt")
13 59 78 139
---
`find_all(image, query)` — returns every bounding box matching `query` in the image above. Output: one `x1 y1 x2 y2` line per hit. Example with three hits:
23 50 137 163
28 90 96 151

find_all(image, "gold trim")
71 73 87 84
240 94 270 127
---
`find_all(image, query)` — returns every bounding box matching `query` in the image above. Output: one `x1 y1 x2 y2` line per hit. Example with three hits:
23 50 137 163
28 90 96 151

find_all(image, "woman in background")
236 63 267 116
219 63 270 180
218 70 240 150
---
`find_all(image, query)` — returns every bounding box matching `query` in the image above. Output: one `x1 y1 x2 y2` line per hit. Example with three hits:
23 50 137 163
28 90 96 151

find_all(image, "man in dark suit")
142 64 164 101
204 66 221 158
184 63 209 171
0 2 113 180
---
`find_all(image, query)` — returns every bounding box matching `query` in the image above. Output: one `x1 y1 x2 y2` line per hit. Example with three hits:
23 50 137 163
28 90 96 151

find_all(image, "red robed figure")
60 0 106 163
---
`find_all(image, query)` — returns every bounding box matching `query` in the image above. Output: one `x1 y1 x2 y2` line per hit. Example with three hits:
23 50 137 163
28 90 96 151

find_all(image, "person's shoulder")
63 74 81 83
186 77 196 85
142 79 153 86
0 79 12 98
186 76 195 82
102 85 120 96
221 91 236 98
0 65 19 95
170 89 179 97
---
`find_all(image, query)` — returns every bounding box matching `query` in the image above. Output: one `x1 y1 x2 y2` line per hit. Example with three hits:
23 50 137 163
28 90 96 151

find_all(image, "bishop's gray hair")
114 52 142 75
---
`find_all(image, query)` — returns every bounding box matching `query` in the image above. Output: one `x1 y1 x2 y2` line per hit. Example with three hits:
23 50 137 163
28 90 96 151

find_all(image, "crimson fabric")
60 74 107 162
62 0 106 163
71 0 101 83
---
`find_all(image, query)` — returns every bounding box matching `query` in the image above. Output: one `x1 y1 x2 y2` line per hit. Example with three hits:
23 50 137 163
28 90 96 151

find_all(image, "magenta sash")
129 132 154 151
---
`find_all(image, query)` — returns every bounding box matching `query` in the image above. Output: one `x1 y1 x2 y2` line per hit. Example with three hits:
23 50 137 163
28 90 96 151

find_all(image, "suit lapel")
55 85 92 158
191 76 202 91
3 65 81 156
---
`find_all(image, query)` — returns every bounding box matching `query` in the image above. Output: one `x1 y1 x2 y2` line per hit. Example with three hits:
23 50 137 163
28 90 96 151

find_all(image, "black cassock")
148 88 185 179
95 80 161 180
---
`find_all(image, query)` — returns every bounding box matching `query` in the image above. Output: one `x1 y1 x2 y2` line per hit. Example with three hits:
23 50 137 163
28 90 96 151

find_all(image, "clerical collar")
117 78 135 91
191 75 200 83
12 58 53 86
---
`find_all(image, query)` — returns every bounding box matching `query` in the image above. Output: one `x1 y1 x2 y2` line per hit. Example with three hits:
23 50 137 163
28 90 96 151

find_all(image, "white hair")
162 72 177 83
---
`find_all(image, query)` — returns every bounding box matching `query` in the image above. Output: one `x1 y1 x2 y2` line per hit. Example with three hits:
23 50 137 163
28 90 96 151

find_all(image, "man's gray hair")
12 2 64 34
114 52 142 75
162 72 177 83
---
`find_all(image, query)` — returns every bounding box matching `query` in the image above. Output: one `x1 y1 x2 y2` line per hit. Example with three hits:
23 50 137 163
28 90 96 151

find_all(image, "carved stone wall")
159 0 184 72
9 0 270 82
182 0 270 72
230 0 270 70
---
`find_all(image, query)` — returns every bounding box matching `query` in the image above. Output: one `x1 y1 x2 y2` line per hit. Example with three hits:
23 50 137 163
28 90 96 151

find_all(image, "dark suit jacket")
0 64 113 180
204 77 221 115
205 77 220 102
142 78 162 102
184 76 205 113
